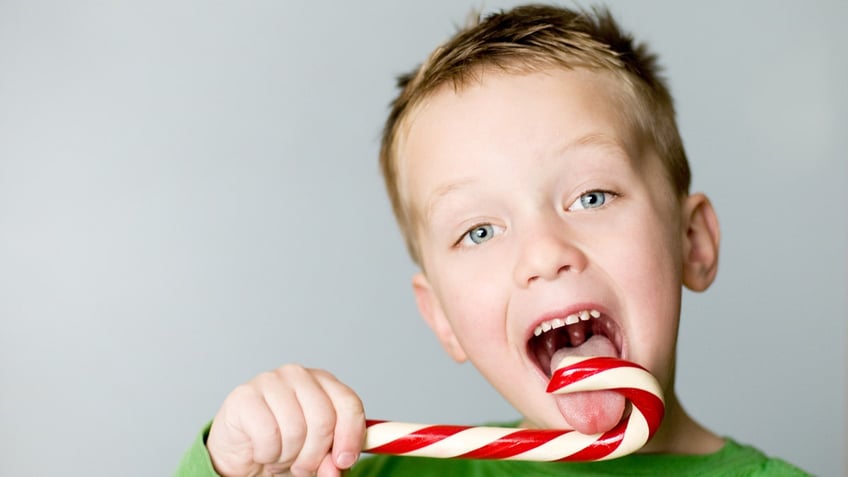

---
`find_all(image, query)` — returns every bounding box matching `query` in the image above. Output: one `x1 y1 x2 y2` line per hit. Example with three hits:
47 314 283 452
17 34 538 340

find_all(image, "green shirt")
175 423 809 476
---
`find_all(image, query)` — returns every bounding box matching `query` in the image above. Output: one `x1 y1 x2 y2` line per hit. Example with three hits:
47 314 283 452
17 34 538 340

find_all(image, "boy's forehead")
397 68 644 209
404 68 639 152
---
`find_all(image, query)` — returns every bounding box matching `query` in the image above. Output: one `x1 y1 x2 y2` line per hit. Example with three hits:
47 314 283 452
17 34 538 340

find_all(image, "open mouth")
527 309 623 377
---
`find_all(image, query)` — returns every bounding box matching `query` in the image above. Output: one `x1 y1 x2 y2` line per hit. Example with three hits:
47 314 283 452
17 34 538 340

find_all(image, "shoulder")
706 439 811 476
757 460 812 477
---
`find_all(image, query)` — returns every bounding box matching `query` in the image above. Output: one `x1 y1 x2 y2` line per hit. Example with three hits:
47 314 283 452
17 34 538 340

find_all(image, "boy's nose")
513 220 588 287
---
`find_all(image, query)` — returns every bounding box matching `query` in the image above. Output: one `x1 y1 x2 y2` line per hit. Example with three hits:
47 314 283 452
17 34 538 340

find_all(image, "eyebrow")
570 133 627 154
421 133 627 223
424 178 476 224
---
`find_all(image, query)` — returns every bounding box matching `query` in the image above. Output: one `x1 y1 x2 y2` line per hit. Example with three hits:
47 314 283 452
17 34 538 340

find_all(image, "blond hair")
380 4 690 264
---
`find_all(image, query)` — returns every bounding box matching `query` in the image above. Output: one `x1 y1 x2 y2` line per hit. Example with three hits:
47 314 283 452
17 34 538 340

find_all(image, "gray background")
0 1 844 476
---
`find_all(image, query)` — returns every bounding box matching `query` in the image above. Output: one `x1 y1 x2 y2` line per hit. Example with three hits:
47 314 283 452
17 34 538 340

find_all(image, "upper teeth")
533 309 601 337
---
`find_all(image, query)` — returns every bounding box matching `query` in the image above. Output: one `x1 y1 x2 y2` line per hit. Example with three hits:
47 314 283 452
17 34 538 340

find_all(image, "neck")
638 391 724 455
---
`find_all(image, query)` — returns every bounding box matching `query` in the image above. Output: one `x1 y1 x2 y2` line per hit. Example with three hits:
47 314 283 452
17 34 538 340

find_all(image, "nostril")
521 264 572 287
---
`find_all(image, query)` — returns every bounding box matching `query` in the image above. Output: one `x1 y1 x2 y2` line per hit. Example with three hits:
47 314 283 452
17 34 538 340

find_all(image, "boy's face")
399 67 717 431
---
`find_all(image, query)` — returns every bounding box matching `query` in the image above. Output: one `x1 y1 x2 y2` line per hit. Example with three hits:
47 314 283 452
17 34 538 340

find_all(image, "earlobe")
412 273 467 363
681 193 721 292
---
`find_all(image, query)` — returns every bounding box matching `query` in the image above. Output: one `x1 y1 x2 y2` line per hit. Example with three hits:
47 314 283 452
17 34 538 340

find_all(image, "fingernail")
337 452 358 468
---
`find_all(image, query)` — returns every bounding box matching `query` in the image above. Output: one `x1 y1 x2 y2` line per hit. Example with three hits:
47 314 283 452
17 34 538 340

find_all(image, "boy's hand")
207 365 366 477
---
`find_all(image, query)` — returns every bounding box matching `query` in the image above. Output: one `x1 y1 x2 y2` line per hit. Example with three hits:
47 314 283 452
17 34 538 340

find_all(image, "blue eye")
581 191 606 208
457 223 504 247
468 224 495 244
569 190 614 211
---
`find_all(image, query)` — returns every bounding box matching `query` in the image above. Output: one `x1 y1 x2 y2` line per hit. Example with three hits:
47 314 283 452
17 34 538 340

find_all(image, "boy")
177 4 808 476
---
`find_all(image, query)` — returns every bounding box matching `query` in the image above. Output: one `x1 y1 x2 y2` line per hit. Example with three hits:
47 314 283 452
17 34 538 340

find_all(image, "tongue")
550 335 626 435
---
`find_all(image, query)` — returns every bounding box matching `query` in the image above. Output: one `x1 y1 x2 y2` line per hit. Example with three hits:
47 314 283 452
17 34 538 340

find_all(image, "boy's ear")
411 273 467 363
681 193 721 291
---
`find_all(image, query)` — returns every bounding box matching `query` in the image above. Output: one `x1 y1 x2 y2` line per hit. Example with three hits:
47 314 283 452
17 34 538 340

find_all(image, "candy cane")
363 356 664 462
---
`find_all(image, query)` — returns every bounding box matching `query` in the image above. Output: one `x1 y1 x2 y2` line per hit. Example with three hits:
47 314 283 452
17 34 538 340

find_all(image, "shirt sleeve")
758 459 813 477
173 422 220 477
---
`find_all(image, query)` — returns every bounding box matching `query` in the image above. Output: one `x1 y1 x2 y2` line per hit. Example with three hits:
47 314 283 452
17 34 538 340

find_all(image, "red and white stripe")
363 356 664 462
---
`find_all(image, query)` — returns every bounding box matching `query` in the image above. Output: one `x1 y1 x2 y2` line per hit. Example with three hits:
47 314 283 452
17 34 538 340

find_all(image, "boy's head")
381 4 690 264
379 4 720 439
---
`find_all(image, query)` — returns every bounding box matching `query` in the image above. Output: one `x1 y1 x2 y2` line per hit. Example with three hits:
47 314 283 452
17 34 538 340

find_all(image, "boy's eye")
460 224 501 246
568 190 615 211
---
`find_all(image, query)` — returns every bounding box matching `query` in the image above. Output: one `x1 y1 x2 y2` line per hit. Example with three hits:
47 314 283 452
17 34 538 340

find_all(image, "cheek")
434 255 511 348
604 212 683 307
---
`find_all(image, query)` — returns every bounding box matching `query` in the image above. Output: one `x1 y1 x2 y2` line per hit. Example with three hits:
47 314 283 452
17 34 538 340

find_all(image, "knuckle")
277 363 308 378
336 394 365 418
309 368 335 380
227 382 258 404
255 370 282 387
